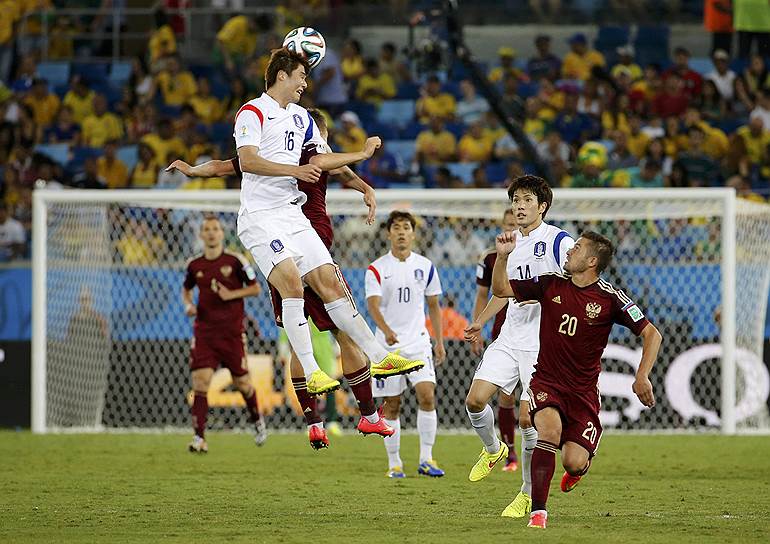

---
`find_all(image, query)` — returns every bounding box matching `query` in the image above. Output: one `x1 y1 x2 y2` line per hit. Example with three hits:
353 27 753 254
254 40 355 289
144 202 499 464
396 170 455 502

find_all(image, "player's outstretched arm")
464 295 508 344
238 145 321 183
331 166 377 225
426 295 446 365
166 159 236 178
632 322 663 408
491 232 517 298
309 137 382 171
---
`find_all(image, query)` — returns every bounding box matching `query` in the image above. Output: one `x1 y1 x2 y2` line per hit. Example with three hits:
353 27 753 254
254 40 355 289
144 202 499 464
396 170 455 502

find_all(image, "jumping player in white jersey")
463 175 574 518
233 48 424 396
365 211 446 478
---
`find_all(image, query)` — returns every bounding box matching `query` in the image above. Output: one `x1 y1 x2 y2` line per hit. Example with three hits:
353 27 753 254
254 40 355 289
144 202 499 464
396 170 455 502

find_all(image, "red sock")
344 366 376 417
291 377 322 425
191 392 208 438
498 405 518 460
531 440 559 512
242 389 261 422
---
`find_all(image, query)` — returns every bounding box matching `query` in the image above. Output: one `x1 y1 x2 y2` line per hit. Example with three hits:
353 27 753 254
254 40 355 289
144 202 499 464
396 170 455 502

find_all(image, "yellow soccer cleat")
370 352 424 378
468 442 509 482
501 492 532 518
306 369 341 396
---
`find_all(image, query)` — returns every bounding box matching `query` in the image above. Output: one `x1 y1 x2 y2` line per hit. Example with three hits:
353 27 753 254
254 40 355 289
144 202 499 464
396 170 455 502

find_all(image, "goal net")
32 188 770 434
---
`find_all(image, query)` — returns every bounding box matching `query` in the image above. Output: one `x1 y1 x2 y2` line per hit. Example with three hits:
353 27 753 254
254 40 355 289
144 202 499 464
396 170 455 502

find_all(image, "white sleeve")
364 265 382 299
306 111 326 148
425 262 442 297
556 232 575 269
233 107 263 149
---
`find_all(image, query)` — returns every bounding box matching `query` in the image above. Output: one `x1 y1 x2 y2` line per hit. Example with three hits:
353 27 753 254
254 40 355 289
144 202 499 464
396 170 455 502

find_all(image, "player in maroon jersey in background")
182 216 264 453
491 230 662 529
168 109 392 450
472 208 520 472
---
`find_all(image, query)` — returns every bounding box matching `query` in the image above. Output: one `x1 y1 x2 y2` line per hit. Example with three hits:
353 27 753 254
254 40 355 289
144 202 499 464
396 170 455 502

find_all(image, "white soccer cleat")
253 418 268 447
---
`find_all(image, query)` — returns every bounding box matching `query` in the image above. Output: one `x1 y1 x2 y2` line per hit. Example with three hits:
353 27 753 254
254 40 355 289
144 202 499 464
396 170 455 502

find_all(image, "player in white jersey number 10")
365 211 446 479
463 176 574 518
233 48 424 397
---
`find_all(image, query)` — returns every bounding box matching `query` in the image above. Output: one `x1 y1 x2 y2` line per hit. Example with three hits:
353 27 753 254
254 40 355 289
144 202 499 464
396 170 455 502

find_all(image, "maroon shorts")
528 377 603 457
190 333 248 377
269 263 355 332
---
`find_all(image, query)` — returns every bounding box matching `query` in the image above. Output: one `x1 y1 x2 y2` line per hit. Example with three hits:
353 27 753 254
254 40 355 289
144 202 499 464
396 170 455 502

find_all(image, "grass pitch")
1 432 769 543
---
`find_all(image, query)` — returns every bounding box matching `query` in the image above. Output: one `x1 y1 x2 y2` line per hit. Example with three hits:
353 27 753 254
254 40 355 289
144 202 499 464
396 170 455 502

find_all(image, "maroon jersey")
231 144 333 249
476 247 508 340
510 272 650 392
183 250 257 337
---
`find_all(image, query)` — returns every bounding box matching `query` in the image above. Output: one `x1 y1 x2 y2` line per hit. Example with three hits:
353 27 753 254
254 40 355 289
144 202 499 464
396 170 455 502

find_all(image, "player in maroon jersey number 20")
183 216 264 453
168 110 393 450
491 230 662 529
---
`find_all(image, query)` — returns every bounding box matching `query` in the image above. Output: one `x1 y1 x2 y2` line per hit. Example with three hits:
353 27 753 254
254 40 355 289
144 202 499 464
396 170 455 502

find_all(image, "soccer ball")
283 27 326 70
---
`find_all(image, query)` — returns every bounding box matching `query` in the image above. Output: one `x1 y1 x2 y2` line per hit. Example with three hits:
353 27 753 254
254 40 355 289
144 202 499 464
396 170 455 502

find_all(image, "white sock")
520 425 538 495
466 404 500 454
309 421 324 431
324 298 388 362
417 409 438 463
282 298 319 379
383 417 402 468
364 412 379 424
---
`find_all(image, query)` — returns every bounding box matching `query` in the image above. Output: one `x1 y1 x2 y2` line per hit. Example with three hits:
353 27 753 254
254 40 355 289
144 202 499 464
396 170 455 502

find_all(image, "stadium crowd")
1 3 770 262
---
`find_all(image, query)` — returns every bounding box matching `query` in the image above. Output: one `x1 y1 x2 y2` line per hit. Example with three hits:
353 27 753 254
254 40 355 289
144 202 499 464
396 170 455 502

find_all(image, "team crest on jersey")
270 239 284 253
293 114 305 129
534 241 546 259
586 302 602 319
220 265 233 277
196 271 204 278
414 269 424 282
536 391 548 402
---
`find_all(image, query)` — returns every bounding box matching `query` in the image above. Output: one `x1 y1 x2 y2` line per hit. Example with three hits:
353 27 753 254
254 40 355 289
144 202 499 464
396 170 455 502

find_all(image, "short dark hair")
507 175 553 219
307 108 327 133
386 210 416 231
580 231 614 273
265 48 309 89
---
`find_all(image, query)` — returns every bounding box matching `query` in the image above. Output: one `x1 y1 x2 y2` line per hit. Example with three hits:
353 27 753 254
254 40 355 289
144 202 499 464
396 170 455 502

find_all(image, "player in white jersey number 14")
365 211 446 479
463 176 574 518
233 48 424 397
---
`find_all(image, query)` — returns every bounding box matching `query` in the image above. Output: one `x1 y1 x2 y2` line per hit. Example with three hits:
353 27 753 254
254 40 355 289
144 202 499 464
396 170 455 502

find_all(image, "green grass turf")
1 432 769 543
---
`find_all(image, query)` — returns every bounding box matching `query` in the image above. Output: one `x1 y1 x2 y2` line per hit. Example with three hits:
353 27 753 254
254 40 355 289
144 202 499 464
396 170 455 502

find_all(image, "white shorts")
474 338 537 400
237 203 333 280
371 343 436 398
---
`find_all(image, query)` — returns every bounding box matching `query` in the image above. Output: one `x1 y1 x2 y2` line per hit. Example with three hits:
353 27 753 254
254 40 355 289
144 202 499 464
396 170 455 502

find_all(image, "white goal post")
31 188 770 434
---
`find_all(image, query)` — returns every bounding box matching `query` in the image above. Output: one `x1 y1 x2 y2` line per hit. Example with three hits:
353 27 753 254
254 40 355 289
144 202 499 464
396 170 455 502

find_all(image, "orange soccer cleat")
527 510 547 529
561 471 582 492
357 415 395 437
308 425 329 450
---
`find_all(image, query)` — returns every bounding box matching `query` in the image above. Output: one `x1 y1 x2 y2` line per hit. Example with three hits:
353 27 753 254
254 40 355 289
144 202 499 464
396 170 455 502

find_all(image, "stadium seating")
117 145 139 171
36 61 70 87
35 143 69 165
485 161 508 184
72 62 109 82
689 57 713 76
446 161 478 183
634 25 671 67
386 140 416 165
109 61 133 86
377 99 415 128
594 25 631 65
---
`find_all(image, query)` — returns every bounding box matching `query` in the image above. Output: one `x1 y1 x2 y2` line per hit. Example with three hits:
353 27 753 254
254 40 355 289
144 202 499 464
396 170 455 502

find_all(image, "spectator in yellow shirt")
737 117 770 165
562 33 606 81
116 218 163 265
148 10 177 67
355 58 396 106
416 75 457 123
458 121 494 163
216 15 259 72
140 118 186 165
63 76 95 123
188 77 223 125
129 143 160 188
341 39 365 83
47 15 75 59
154 56 197 107
334 111 367 153
683 108 729 159
626 114 651 159
488 47 527 84
23 78 60 127
416 117 457 166
610 45 642 81
82 94 123 148
97 140 129 189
